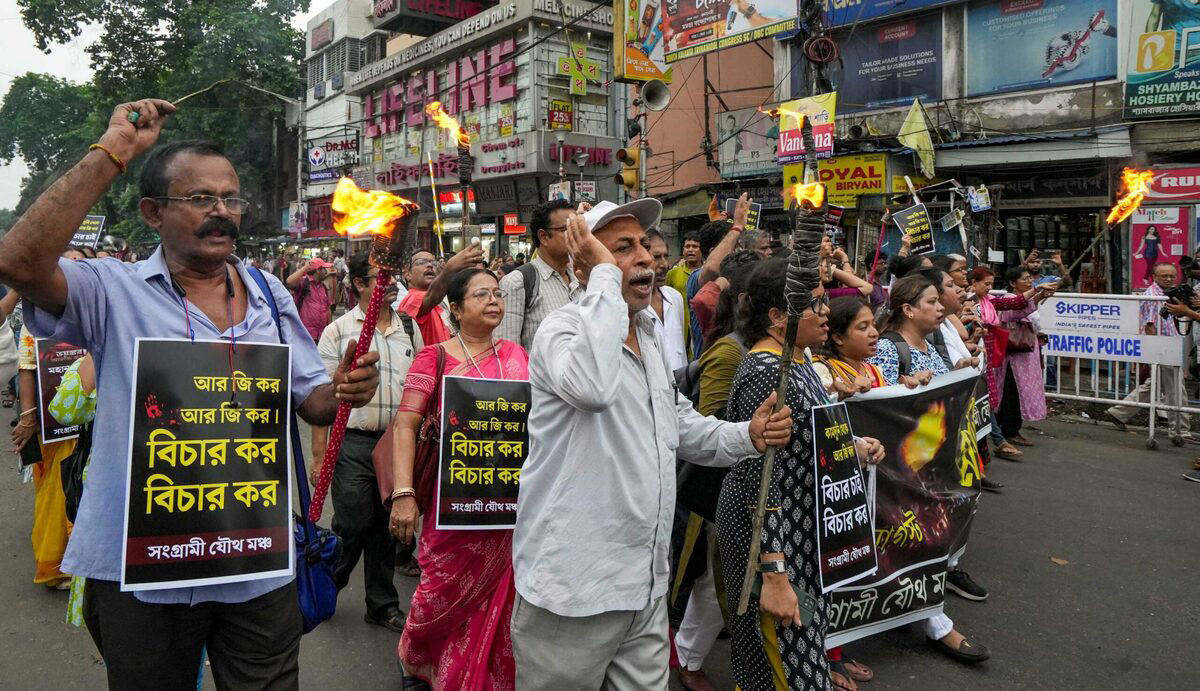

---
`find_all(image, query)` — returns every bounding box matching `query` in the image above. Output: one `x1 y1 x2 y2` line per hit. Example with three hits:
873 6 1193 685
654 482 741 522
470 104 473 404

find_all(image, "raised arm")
698 194 751 286
0 99 175 314
418 243 484 317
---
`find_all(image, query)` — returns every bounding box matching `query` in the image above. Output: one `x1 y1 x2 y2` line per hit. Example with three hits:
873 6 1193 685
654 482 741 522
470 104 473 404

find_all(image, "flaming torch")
308 178 419 522
736 114 827 615
425 101 474 228
1106 167 1154 226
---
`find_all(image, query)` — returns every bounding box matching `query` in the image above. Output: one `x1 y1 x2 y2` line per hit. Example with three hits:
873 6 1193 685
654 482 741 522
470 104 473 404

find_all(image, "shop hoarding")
306 132 360 184
776 92 837 164
821 0 956 29
662 0 798 63
1125 0 1200 119
966 0 1117 97
716 105 779 179
825 12 941 113
1129 205 1190 294
613 0 672 82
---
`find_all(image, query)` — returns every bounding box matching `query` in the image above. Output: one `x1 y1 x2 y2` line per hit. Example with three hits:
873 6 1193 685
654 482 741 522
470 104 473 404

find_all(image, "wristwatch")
742 4 758 18
757 559 786 574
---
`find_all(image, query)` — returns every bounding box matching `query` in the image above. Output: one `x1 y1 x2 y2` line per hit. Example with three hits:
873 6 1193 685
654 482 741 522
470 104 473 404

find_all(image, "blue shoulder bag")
248 267 342 633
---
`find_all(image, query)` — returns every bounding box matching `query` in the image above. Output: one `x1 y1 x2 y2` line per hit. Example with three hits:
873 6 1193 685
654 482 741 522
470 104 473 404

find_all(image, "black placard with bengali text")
121 339 292 591
437 376 530 529
34 339 88 445
812 402 877 592
826 369 981 647
893 203 934 255
724 198 762 232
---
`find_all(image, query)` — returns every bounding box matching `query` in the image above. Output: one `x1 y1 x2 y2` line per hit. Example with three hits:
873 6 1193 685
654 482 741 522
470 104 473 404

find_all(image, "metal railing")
1038 292 1199 449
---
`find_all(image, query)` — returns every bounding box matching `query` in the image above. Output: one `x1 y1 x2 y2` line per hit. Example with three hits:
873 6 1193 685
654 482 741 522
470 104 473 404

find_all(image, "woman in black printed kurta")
717 259 885 691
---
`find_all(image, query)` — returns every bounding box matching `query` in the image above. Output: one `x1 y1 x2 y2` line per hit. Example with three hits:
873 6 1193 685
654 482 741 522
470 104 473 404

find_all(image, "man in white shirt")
645 228 687 372
511 200 795 690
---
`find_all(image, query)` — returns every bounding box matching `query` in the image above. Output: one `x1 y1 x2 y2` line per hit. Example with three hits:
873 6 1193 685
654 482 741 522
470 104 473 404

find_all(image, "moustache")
195 218 240 240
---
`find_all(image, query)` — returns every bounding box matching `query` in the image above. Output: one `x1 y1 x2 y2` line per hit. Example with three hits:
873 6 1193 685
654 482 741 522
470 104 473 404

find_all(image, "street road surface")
0 418 1195 689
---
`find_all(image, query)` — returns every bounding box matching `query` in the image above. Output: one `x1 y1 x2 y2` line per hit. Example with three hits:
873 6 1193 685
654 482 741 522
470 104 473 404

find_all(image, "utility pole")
637 83 648 198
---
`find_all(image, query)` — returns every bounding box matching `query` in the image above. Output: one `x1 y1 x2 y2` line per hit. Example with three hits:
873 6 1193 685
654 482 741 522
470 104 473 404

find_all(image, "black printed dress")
717 349 833 691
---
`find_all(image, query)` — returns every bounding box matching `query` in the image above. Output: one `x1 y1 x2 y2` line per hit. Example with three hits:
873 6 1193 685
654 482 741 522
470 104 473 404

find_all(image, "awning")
659 187 713 220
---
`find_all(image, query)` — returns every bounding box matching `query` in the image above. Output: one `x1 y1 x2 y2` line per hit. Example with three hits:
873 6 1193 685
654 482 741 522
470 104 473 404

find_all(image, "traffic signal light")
615 146 639 192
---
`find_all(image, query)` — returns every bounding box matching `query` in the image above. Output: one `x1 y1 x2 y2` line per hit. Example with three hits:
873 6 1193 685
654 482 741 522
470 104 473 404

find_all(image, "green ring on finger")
127 110 141 123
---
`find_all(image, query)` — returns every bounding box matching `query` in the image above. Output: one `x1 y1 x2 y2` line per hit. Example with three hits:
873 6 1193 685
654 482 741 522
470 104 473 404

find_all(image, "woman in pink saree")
389 267 529 691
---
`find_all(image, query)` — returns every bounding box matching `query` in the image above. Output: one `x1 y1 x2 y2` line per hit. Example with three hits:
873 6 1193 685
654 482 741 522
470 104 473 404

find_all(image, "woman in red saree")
389 267 529 691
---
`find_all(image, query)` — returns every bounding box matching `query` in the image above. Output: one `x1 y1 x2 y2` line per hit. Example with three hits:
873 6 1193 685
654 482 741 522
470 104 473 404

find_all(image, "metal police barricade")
1038 292 1196 449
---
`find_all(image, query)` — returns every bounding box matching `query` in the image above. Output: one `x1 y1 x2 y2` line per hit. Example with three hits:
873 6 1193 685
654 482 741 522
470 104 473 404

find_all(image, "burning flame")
1106 167 1154 225
425 101 471 148
330 178 418 237
791 182 826 210
759 105 805 132
900 401 946 473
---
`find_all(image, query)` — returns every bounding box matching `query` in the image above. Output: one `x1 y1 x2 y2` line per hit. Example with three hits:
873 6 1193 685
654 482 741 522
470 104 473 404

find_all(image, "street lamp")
572 150 590 202
555 130 567 184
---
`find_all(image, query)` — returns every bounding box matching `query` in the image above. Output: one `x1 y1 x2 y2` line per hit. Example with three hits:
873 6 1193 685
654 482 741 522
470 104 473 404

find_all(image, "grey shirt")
496 255 583 351
513 264 758 617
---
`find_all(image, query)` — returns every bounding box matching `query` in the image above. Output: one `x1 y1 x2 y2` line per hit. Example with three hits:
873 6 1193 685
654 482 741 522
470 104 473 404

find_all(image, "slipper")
1192 457 1200 471
993 443 1023 460
829 661 858 691
926 636 991 663
844 659 874 682
1008 435 1033 447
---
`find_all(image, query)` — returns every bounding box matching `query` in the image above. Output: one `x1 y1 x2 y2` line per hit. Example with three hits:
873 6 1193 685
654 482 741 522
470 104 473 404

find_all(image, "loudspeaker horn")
641 79 670 112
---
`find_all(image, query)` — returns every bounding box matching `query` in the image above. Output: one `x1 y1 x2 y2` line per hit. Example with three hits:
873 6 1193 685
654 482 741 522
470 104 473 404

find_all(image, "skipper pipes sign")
1038 294 1184 367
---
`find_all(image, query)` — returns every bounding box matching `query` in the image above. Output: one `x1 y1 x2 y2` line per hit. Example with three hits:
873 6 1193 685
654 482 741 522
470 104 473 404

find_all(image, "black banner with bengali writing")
812 402 877 592
34 339 88 444
826 369 981 647
122 339 292 591
893 203 934 255
437 376 529 529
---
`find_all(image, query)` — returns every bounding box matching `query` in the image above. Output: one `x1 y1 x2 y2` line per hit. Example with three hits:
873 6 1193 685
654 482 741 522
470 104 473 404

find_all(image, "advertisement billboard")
614 0 673 82
662 0 798 63
306 132 360 184
821 0 956 28
776 92 837 164
1129 205 1190 293
826 13 942 113
716 105 779 179
966 0 1118 97
1126 0 1200 119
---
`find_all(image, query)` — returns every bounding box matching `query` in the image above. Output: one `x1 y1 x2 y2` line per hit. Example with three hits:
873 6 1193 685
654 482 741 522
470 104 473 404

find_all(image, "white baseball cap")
581 199 663 234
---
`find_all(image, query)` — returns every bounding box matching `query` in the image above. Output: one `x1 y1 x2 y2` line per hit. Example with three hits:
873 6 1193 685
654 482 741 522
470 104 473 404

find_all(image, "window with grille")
307 55 325 88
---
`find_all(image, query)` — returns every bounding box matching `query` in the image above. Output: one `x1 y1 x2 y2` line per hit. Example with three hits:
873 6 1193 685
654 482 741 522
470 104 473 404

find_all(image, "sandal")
829 660 858 691
993 443 1023 460
844 659 874 682
1008 435 1034 447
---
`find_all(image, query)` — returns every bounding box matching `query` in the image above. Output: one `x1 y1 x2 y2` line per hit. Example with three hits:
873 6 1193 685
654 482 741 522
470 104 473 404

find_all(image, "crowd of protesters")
0 98 1088 691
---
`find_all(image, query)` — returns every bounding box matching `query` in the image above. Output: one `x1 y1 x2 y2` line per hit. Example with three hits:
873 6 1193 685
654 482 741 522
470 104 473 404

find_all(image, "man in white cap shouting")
511 199 795 689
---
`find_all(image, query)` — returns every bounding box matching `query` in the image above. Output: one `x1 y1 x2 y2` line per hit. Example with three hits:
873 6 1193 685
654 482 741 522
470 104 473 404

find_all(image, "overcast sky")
0 0 321 209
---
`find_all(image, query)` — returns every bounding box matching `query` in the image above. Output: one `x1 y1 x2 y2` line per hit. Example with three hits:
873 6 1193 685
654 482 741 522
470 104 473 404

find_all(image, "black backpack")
880 330 950 376
515 262 540 313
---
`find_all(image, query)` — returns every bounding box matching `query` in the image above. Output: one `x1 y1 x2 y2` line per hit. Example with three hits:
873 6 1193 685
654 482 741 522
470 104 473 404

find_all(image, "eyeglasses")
410 257 436 267
805 294 830 316
470 288 507 302
157 195 250 213
542 225 568 234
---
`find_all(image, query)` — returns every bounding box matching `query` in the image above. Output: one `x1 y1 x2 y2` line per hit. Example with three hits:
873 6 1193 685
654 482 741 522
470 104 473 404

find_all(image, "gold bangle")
89 143 127 174
390 487 416 500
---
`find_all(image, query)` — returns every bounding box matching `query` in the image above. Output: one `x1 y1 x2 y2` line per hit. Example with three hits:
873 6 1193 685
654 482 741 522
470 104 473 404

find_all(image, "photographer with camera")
1107 262 1193 444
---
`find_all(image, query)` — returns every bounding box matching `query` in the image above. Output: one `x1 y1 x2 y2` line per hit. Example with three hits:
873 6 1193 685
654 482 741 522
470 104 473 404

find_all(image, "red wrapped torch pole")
309 178 419 522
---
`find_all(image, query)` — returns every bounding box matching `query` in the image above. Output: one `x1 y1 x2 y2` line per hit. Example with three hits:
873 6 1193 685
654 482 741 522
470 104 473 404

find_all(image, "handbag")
372 344 446 514
60 424 91 523
248 267 342 634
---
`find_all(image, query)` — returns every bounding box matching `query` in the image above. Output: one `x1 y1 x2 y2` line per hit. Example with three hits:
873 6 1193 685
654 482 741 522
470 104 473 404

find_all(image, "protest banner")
972 375 991 441
893 203 934 255
34 339 88 444
122 340 292 591
724 197 762 232
811 402 877 592
437 376 530 529
72 215 105 249
826 369 981 647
